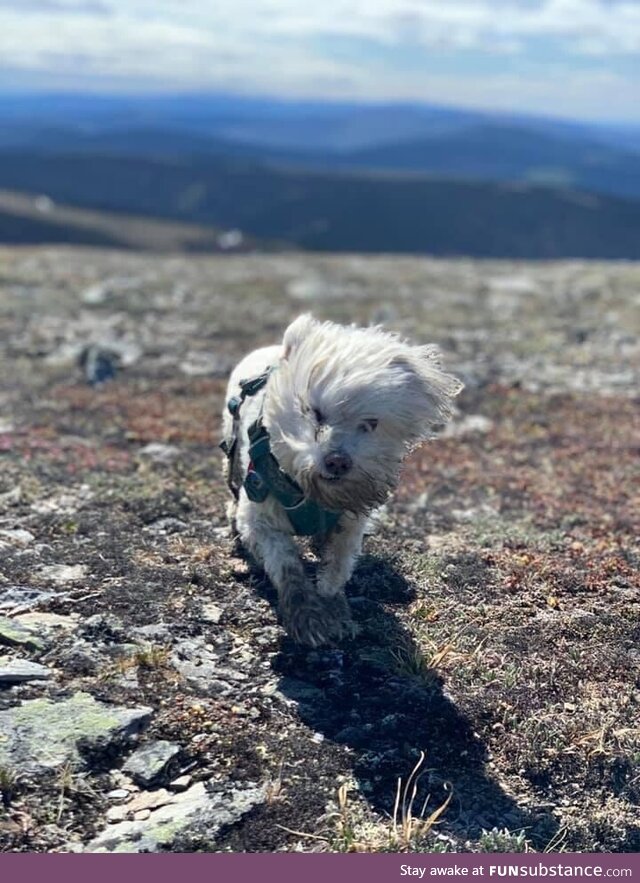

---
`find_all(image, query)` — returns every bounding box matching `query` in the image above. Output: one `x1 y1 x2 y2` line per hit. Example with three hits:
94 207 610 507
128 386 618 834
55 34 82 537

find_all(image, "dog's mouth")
318 473 345 483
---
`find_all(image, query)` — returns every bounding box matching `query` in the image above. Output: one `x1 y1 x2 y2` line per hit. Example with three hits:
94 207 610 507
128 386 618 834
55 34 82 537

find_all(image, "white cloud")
0 1 638 119
221 0 640 55
0 0 109 11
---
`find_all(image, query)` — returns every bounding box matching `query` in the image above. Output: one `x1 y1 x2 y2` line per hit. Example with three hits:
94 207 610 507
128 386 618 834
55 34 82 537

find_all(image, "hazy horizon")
0 86 638 132
0 0 639 125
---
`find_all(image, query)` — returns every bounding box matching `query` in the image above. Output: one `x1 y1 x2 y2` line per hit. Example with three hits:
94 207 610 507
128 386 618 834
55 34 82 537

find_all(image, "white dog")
221 314 462 647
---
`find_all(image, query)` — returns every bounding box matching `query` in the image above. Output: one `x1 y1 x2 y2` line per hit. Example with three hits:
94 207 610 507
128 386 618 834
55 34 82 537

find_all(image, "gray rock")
0 529 35 547
0 488 23 515
277 677 326 704
0 616 44 651
169 775 192 793
0 692 152 773
0 657 52 684
443 414 494 438
179 352 232 378
143 517 188 534
13 612 79 634
56 642 102 676
82 282 109 305
122 740 181 787
0 587 58 613
107 789 131 801
38 564 89 585
172 638 247 696
199 603 222 625
84 782 264 853
137 443 181 463
131 624 170 641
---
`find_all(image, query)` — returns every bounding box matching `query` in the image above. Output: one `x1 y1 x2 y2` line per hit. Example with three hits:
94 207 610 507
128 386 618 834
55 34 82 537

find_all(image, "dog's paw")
282 591 354 648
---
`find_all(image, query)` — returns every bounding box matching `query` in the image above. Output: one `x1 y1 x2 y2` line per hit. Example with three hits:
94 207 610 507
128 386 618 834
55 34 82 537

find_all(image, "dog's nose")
323 450 352 477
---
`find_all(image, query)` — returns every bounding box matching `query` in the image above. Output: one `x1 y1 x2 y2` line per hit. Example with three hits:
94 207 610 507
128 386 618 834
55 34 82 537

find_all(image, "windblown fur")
222 314 463 647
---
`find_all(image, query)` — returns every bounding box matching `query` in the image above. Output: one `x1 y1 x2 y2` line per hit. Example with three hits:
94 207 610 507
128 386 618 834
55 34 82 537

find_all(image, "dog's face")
263 315 463 514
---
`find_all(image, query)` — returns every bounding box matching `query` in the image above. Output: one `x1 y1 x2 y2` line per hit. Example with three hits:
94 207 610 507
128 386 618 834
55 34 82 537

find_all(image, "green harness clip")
244 420 341 536
222 368 342 536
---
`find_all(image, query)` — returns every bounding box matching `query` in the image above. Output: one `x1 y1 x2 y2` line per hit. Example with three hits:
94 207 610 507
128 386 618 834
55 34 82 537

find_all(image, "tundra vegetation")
0 248 637 852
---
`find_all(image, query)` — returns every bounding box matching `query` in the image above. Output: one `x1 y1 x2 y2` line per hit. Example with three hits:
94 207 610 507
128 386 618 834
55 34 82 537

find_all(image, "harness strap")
220 368 342 536
220 368 273 501
246 419 341 536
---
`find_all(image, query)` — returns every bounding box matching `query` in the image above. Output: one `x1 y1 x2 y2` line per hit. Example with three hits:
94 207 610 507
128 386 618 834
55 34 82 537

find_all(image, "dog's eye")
312 408 325 425
359 419 378 433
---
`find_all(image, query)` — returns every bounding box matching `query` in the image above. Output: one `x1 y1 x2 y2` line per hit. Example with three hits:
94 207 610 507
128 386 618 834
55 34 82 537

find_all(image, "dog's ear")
283 314 317 360
390 348 463 429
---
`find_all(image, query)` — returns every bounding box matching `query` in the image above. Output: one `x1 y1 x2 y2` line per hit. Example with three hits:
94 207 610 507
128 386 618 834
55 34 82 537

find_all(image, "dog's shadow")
252 552 558 849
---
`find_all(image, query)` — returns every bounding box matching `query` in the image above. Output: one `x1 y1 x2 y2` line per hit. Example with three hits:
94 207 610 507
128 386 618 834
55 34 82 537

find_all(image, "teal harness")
220 370 342 536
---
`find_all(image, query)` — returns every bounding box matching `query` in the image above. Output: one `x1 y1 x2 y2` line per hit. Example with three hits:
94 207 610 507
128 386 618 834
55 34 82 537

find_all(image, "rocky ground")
0 247 638 853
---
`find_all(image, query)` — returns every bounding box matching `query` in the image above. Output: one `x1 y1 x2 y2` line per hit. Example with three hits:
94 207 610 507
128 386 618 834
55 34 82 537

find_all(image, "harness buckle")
244 466 270 503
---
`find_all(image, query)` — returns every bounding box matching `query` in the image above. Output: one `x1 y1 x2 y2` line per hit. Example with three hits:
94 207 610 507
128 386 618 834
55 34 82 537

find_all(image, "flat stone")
127 788 174 813
106 789 131 801
169 775 192 793
0 486 22 509
31 487 93 515
172 645 247 697
137 443 181 463
276 677 326 704
82 282 109 305
122 741 181 787
131 624 170 641
85 782 264 853
56 642 101 676
0 617 44 651
0 529 35 547
143 517 187 534
0 588 59 614
0 692 152 773
443 414 494 438
106 805 129 823
15 612 79 634
199 603 222 625
108 771 137 791
0 657 52 684
38 564 89 585
179 352 231 378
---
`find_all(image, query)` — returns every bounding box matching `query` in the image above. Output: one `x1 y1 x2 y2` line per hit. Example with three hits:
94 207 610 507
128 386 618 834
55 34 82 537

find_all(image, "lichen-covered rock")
84 782 264 853
0 617 44 651
0 692 152 773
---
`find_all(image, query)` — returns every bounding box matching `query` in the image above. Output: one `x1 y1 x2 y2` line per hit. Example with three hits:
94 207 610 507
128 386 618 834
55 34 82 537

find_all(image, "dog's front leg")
315 513 367 633
240 509 351 647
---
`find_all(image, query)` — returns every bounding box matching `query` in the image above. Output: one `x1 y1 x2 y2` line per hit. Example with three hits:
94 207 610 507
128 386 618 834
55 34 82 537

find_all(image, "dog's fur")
223 314 462 646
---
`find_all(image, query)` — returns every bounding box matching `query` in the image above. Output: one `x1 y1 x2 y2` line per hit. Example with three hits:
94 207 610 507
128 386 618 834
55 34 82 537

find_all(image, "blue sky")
0 0 639 122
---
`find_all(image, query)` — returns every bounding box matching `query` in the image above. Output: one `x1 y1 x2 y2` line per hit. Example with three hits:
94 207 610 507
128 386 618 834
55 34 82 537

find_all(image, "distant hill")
0 152 639 259
1 91 637 153
332 124 640 201
0 189 254 253
2 93 638 202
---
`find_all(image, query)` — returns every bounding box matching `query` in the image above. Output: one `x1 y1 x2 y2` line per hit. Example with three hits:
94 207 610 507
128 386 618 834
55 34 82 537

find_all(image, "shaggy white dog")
221 314 462 647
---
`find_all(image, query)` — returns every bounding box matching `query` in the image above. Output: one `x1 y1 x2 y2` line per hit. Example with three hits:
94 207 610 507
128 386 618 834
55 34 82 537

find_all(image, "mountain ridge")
1 151 639 259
